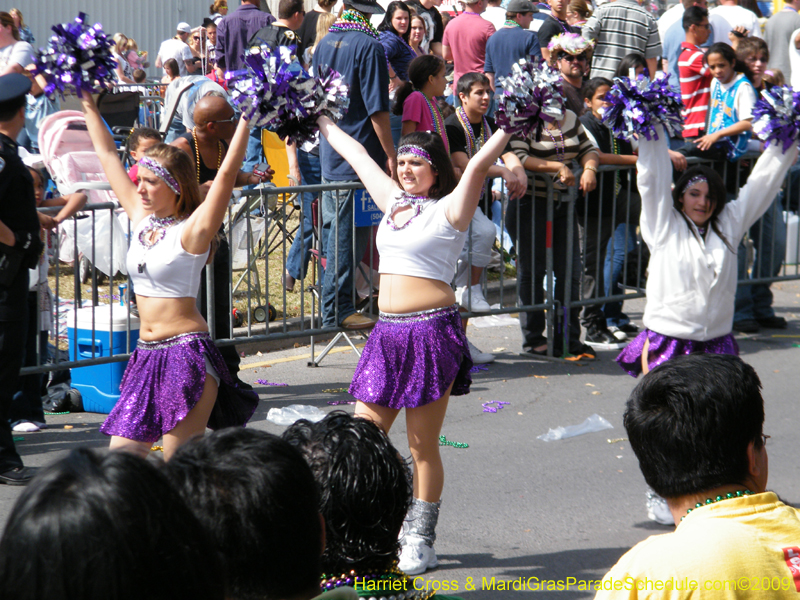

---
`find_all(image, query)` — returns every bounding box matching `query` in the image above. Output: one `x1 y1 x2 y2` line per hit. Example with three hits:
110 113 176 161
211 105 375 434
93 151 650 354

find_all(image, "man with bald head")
172 95 273 190
171 94 273 390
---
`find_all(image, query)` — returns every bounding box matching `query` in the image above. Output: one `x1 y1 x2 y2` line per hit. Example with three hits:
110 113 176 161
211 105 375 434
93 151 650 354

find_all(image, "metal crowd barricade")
20 152 800 377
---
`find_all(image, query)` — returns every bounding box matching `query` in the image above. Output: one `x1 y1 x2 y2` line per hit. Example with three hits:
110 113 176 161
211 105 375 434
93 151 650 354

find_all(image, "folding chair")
308 198 380 367
96 90 141 133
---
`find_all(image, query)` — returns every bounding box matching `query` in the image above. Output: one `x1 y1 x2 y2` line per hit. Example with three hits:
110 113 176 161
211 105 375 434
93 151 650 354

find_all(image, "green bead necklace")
681 489 753 521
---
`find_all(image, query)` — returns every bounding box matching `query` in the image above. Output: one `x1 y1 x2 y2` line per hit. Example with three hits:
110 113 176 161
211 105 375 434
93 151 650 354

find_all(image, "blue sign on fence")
354 189 383 227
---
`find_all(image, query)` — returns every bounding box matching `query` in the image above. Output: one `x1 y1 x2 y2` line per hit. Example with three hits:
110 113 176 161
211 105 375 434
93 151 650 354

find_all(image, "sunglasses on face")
210 115 237 124
193 36 201 40
561 53 587 62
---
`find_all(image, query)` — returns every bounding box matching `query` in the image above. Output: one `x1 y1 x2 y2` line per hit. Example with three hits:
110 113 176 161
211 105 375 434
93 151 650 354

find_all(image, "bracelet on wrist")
585 165 598 173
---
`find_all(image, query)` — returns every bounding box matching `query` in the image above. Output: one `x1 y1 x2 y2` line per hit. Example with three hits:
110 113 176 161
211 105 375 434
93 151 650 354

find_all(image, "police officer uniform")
0 73 44 485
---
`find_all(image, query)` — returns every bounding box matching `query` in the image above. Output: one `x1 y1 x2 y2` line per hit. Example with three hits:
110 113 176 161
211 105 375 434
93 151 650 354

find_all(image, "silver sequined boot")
398 498 440 575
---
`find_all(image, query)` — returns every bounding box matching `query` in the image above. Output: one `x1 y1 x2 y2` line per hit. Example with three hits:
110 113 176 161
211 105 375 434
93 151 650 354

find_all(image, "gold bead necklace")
191 127 222 183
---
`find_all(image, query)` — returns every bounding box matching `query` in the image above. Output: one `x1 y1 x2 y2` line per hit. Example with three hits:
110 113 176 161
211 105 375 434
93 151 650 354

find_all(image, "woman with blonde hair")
9 9 32 44
208 0 228 23
112 33 136 84
408 13 429 57
566 0 592 27
78 89 258 461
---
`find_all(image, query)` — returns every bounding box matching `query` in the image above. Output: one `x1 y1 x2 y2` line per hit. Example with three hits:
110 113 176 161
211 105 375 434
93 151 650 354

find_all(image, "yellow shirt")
595 492 800 599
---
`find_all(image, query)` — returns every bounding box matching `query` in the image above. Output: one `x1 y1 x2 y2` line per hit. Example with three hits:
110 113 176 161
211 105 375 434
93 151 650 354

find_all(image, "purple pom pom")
33 13 117 99
752 85 800 152
494 59 566 139
226 45 349 146
601 73 683 141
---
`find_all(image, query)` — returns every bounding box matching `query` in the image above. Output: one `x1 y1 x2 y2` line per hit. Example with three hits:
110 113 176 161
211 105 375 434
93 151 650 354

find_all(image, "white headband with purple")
139 157 181 195
684 175 708 192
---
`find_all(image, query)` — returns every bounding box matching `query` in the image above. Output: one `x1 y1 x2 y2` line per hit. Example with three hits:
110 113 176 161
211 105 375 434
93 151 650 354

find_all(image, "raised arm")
726 142 799 242
317 115 399 212
79 94 144 224
182 117 251 254
637 125 677 249
445 129 513 231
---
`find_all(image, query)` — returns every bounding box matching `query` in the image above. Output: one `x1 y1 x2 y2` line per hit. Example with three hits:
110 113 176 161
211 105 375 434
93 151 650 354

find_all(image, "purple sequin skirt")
100 331 258 443
616 329 739 377
349 304 472 409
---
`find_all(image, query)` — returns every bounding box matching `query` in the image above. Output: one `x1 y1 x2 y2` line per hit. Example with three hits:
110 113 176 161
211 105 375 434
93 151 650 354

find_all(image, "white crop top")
377 193 467 283
127 217 210 299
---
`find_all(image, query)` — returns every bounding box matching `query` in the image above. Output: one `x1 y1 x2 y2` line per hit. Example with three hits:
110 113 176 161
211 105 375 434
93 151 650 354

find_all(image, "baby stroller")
38 110 129 283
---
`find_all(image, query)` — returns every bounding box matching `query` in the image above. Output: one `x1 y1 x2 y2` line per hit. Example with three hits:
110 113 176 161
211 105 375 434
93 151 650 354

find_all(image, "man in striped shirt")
677 6 712 139
582 0 661 79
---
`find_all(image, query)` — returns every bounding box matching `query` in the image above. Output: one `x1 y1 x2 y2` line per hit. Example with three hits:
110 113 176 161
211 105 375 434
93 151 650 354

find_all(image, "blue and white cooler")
67 306 140 414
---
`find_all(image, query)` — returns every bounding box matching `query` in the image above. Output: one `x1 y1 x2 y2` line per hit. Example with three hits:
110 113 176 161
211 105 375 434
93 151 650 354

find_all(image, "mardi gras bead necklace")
422 93 448 152
191 127 223 184
455 106 489 158
137 215 180 273
329 10 380 39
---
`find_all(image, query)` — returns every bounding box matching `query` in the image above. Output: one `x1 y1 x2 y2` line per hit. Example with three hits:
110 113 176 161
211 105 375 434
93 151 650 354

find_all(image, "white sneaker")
12 421 40 433
457 284 492 312
608 326 629 341
646 489 674 525
398 536 438 575
468 340 495 364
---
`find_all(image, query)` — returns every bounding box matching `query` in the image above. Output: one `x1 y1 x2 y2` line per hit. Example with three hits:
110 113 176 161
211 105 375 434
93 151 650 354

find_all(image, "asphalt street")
3 281 800 599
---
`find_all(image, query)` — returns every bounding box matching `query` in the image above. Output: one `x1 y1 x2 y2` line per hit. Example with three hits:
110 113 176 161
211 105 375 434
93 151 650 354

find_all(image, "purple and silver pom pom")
226 45 349 145
601 73 683 141
752 85 800 152
494 59 566 139
33 13 117 99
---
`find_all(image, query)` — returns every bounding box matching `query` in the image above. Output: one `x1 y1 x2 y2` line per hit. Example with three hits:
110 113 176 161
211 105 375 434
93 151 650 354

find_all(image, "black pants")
9 292 46 425
506 196 582 354
0 315 27 472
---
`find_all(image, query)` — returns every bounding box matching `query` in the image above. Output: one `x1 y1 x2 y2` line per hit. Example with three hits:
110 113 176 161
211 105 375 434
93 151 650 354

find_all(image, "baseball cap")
506 0 537 12
177 22 192 33
344 0 385 14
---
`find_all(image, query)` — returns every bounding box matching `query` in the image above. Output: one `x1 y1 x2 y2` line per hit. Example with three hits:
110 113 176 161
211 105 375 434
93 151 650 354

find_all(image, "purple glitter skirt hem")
349 304 472 409
100 331 259 443
616 329 739 377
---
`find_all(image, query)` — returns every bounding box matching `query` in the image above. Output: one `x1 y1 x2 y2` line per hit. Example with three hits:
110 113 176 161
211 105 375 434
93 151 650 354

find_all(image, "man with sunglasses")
549 35 591 117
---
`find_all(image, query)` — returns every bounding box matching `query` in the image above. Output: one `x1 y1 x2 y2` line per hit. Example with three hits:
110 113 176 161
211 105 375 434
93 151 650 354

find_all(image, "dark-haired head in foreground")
283 411 413 575
166 428 323 600
624 354 767 504
0 448 224 600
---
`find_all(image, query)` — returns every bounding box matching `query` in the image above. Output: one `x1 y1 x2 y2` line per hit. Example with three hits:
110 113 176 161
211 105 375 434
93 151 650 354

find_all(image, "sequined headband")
397 144 432 164
684 175 707 191
138 157 181 195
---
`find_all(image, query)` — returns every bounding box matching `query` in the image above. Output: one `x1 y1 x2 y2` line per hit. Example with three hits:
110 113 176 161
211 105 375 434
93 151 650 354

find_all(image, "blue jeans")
286 150 321 281
164 116 185 144
734 196 785 321
243 125 264 172
320 178 370 327
390 113 403 147
603 223 636 328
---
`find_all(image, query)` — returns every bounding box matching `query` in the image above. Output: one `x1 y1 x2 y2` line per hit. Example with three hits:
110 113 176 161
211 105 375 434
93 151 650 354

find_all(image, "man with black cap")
312 0 395 330
0 73 44 485
484 0 541 91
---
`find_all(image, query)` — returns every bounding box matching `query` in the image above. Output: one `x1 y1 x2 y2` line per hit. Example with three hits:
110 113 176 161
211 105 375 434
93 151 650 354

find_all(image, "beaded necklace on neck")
329 10 380 39
387 191 430 231
192 127 222 183
544 124 565 163
456 105 488 158
681 490 752 521
504 18 522 27
421 93 448 152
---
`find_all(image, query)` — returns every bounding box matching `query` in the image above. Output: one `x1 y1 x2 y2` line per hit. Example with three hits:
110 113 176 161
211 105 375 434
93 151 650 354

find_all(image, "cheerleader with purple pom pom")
613 76 800 378
313 109 514 574
37 11 261 461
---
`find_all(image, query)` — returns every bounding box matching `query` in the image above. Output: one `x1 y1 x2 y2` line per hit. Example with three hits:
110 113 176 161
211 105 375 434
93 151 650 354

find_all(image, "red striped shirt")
678 42 712 139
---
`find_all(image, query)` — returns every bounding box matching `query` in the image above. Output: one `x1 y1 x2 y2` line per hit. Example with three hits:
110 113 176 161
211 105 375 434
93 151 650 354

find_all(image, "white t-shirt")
790 27 800 89
0 41 33 72
710 4 762 42
482 6 507 32
157 38 193 77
